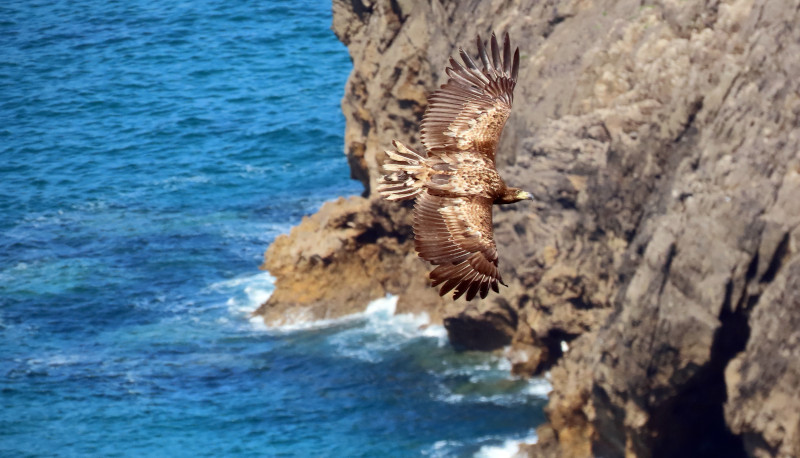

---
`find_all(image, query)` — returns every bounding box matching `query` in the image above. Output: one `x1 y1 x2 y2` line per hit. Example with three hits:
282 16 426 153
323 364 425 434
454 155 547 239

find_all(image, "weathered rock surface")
256 0 800 456
255 196 455 324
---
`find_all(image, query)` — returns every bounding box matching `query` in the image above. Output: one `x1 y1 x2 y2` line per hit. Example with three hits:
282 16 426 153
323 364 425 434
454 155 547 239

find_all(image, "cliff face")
257 0 800 456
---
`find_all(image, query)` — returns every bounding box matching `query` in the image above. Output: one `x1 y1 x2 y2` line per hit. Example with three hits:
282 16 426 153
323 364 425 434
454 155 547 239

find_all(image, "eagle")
378 32 530 301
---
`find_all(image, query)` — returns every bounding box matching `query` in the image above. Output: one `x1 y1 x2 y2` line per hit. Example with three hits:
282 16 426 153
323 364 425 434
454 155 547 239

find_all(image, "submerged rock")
256 0 800 456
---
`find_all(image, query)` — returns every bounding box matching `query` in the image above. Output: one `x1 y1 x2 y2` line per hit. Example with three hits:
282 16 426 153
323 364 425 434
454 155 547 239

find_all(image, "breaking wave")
425 429 539 457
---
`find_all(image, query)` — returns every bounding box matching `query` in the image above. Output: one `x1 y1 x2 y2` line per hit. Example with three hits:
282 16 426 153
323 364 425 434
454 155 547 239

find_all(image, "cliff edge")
256 0 800 456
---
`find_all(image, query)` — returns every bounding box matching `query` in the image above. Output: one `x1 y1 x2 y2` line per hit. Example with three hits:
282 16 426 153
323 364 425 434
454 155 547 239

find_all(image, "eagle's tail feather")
377 140 428 201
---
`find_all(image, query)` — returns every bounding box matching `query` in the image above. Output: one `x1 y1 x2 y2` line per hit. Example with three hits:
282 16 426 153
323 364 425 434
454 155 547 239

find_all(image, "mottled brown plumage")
378 32 530 301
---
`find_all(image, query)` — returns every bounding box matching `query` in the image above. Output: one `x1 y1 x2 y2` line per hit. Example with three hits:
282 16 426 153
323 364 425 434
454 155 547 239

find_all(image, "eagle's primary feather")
378 32 528 301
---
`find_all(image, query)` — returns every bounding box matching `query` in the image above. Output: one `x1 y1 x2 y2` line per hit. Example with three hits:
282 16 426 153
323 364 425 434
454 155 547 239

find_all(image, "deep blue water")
0 1 546 456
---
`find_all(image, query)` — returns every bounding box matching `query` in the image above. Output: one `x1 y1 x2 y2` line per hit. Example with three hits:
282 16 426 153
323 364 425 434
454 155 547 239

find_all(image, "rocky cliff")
255 0 800 456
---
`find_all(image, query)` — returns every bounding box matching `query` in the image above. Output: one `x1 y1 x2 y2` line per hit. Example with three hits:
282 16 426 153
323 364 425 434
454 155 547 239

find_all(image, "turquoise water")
0 1 546 456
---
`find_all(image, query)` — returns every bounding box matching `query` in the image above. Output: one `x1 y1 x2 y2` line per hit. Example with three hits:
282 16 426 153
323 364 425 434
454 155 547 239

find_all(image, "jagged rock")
257 0 800 455
724 172 800 458
520 0 800 455
255 196 452 324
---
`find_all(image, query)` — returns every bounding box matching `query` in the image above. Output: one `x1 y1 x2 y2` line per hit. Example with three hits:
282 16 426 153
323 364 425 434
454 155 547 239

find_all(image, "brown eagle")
378 32 531 301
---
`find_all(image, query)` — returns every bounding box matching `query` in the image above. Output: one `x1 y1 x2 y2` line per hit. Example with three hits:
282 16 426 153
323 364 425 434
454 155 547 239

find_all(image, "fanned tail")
377 140 428 201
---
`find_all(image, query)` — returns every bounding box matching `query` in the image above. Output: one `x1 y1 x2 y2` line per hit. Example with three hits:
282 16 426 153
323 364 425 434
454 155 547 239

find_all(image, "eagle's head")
515 190 534 201
497 187 534 204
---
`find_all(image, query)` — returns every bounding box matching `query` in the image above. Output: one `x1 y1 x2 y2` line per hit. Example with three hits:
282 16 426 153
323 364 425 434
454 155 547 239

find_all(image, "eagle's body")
378 33 529 301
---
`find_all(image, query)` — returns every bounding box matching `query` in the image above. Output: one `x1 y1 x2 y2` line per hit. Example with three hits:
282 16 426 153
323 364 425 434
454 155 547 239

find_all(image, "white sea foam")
254 294 447 360
473 430 538 458
425 439 465 457
256 296 388 333
327 295 446 362
421 322 449 342
261 308 363 333
434 352 552 406
437 390 544 407
522 377 553 399
67 199 109 212
435 353 511 379
495 356 512 372
22 352 91 372
424 430 538 458
43 354 83 367
235 162 270 177
158 174 211 190
207 271 276 319
435 377 552 407
26 353 81 368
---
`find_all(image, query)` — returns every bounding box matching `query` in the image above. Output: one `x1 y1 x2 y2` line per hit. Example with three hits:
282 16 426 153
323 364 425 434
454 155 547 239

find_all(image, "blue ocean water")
0 1 546 456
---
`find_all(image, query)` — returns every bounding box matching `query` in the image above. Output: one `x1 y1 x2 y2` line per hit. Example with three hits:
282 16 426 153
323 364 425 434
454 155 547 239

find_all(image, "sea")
0 1 548 456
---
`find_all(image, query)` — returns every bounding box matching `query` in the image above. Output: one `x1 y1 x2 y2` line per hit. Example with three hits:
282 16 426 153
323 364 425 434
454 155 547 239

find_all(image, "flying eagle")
378 32 530 301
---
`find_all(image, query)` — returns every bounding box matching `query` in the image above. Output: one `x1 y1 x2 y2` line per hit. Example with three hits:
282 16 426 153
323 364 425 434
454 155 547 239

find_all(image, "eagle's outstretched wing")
413 191 504 300
420 32 519 161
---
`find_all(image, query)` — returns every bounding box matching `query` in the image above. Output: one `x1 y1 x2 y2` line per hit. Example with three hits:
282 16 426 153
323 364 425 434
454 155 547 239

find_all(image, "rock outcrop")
256 0 800 456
